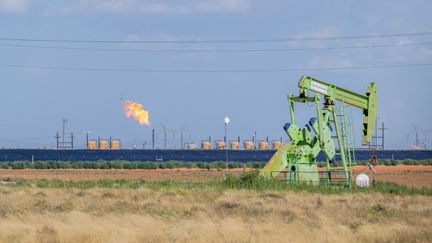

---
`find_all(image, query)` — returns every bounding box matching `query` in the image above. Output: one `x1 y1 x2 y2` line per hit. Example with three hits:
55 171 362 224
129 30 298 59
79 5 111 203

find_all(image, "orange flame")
123 100 150 125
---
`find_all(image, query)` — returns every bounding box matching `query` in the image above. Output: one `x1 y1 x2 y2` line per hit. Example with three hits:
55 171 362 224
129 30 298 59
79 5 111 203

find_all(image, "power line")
1 41 431 53
0 63 431 73
0 136 53 141
1 31 432 44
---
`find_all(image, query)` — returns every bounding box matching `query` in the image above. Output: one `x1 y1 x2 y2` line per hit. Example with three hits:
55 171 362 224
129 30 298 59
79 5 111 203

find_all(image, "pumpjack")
260 76 377 186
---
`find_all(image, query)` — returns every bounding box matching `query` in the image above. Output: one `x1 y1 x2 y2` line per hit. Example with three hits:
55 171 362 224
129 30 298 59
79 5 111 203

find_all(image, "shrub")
357 160 368 165
10 162 25 169
110 161 124 169
379 160 384 165
183 162 194 168
402 160 413 165
214 161 227 169
34 161 47 169
247 162 264 169
228 162 239 169
59 162 71 169
239 170 260 186
0 163 9 169
97 161 110 169
124 162 139 169
196 162 206 169
149 162 159 169
165 162 175 169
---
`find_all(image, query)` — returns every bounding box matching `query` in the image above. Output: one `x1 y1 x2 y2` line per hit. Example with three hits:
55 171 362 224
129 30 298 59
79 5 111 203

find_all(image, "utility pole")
413 124 419 148
70 133 74 149
379 122 387 150
62 119 68 149
55 132 60 149
152 129 155 149
370 118 386 150
162 125 167 149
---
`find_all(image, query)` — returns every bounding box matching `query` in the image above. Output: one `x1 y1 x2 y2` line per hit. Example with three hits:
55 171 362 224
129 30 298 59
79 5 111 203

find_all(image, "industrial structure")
86 137 122 150
260 76 378 186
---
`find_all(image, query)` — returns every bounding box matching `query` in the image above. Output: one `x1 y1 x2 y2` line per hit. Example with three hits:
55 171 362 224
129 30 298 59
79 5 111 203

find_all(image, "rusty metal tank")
243 140 255 150
215 140 226 149
99 139 109 150
258 140 269 150
186 143 197 149
110 139 121 150
272 140 282 150
201 140 212 150
87 140 97 150
230 141 240 150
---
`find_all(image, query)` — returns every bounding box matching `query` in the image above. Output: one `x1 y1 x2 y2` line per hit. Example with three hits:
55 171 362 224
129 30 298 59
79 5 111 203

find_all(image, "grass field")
1 164 431 188
0 163 431 242
0 180 431 242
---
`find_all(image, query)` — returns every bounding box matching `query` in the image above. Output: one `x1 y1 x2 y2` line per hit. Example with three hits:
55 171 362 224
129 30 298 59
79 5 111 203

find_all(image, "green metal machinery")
260 76 377 185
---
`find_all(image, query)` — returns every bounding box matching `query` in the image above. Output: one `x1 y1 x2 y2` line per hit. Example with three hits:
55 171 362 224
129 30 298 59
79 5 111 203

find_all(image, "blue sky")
0 0 431 149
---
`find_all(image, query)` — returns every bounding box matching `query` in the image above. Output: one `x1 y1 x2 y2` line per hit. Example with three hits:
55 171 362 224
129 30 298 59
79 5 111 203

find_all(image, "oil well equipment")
260 76 377 186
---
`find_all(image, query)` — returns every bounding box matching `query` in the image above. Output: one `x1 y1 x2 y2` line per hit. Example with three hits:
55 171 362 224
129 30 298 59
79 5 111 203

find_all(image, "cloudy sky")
0 0 431 149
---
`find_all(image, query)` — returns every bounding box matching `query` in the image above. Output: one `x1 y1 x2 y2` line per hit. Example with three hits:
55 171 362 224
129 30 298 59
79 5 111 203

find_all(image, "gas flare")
123 100 150 125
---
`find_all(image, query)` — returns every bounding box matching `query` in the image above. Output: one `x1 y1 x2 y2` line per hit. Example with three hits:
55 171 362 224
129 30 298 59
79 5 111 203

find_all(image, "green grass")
1 159 432 170
0 160 266 170
5 170 432 196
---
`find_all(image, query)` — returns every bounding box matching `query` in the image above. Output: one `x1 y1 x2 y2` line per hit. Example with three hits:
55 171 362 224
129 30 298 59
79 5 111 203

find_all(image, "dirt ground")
0 165 431 188
351 165 432 188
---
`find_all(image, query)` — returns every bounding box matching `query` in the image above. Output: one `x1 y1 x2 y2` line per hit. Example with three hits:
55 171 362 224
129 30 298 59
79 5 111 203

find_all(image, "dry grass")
1 165 431 188
0 186 431 243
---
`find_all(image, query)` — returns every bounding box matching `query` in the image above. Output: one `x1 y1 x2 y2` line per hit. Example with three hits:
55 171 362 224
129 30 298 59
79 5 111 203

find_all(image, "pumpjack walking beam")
297 76 378 145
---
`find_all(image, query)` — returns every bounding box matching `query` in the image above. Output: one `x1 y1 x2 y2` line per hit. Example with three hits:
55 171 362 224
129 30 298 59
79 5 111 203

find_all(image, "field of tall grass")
0 174 431 242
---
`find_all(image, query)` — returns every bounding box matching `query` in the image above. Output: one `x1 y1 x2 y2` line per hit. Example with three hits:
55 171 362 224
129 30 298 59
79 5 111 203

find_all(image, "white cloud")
45 0 250 15
380 37 432 63
194 0 250 13
0 0 28 13
295 27 340 39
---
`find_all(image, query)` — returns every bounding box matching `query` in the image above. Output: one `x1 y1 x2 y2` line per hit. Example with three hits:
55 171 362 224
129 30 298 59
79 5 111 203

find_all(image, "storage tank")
186 143 197 149
110 139 121 150
99 139 109 150
244 140 255 150
87 140 97 150
258 140 269 150
272 140 282 150
215 140 226 149
201 140 212 150
230 141 240 150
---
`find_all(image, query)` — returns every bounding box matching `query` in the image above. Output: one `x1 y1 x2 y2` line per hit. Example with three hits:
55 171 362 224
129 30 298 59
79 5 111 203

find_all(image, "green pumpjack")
260 76 377 186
